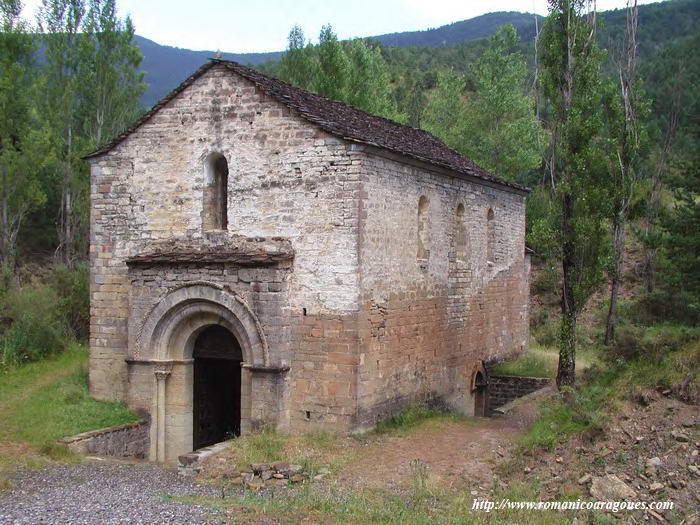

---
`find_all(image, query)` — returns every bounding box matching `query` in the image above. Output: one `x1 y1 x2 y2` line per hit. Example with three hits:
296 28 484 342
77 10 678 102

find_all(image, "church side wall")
89 65 362 432
354 151 529 430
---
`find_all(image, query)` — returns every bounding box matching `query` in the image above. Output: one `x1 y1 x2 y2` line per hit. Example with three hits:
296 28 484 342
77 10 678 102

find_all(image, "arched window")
486 208 495 263
455 203 466 262
203 153 228 231
417 196 430 261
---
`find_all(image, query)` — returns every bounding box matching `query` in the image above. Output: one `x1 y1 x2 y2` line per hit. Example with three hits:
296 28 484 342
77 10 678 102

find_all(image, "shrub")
520 384 610 451
610 324 700 363
532 318 559 347
47 264 89 340
1 285 68 367
614 292 699 327
531 265 560 297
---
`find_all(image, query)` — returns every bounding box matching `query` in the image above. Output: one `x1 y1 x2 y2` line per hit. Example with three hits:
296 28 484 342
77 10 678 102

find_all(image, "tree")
37 0 89 266
278 25 316 92
602 0 648 345
660 138 700 321
0 0 46 276
81 0 145 147
539 0 608 387
278 24 403 121
315 24 349 102
344 38 404 121
421 25 542 182
37 0 144 265
421 70 467 151
461 24 542 182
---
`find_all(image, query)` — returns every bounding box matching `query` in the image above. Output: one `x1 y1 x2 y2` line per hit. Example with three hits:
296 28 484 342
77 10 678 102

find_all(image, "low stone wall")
488 375 551 410
60 420 149 458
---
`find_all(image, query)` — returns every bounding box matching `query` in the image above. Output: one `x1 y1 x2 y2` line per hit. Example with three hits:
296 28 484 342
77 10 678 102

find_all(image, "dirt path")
336 402 540 490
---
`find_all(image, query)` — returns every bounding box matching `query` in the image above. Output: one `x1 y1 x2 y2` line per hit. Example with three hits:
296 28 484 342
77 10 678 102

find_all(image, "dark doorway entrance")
474 371 489 417
193 325 242 450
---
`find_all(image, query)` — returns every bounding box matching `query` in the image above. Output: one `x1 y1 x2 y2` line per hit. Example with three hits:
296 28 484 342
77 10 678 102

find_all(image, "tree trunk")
558 310 577 388
59 126 74 267
0 161 9 276
558 192 577 388
643 173 661 294
605 217 626 345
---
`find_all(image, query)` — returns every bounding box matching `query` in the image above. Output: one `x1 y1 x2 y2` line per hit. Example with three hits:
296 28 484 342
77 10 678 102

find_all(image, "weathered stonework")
488 375 552 410
88 61 529 463
60 421 149 458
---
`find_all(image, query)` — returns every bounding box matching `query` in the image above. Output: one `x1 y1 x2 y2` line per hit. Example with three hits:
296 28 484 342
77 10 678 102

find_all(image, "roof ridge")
85 58 528 194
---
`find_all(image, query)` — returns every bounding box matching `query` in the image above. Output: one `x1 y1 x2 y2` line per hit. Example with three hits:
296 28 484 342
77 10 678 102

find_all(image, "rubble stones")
590 475 637 500
222 462 326 489
670 430 690 443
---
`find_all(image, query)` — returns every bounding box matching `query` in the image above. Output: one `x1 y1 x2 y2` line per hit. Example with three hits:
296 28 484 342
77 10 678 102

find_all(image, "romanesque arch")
136 282 268 366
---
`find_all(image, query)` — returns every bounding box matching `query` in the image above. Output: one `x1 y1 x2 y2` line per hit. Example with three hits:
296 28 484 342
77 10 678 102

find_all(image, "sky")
21 0 663 53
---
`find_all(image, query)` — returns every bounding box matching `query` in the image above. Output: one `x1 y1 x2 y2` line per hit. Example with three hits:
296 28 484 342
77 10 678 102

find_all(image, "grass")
211 426 350 478
518 338 699 453
0 343 138 470
491 343 600 378
173 479 617 524
372 404 469 435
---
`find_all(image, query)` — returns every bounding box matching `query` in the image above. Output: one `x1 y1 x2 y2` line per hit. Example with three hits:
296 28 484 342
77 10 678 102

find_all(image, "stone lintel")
126 250 293 266
126 358 194 365
242 364 290 374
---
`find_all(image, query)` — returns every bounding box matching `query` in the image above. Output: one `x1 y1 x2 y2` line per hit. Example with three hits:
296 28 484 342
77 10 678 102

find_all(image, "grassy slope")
0 344 137 470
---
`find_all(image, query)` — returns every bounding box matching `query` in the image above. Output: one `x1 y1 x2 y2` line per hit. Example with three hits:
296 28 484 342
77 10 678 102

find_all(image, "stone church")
86 59 530 464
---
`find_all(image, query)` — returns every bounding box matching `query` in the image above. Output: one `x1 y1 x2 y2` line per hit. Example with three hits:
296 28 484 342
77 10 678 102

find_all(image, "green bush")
47 263 89 340
1 284 68 367
532 318 559 347
520 384 611 451
629 291 699 326
610 323 700 363
0 263 89 368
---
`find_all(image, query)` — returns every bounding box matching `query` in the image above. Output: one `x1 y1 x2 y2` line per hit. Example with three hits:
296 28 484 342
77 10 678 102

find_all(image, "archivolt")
134 282 269 365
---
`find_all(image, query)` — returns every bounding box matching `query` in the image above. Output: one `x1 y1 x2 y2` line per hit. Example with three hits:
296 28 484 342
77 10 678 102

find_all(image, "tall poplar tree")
82 0 145 148
278 25 316 92
539 0 608 387
37 0 88 266
0 0 46 275
37 0 143 264
315 24 349 102
602 0 648 345
421 70 467 151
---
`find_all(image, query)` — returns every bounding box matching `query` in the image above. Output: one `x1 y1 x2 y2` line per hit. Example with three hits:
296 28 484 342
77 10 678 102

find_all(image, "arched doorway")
192 325 242 449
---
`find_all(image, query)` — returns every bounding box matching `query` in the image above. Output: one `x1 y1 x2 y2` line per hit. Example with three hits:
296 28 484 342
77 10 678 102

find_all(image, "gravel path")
0 460 226 524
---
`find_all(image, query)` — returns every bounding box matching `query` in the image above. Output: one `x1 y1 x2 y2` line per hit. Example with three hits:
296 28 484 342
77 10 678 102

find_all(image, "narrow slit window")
417 196 430 261
486 208 495 263
455 203 466 261
203 153 229 231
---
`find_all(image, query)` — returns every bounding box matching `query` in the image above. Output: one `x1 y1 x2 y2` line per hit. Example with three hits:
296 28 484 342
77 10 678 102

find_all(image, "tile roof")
85 59 527 193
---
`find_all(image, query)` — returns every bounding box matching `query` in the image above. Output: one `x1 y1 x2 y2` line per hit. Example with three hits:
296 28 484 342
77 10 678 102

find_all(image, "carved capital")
154 365 172 381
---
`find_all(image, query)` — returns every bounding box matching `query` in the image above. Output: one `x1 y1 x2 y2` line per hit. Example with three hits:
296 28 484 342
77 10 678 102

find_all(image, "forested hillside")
134 1 699 108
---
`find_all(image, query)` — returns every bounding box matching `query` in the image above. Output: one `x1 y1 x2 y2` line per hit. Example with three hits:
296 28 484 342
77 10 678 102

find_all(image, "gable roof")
85 59 527 193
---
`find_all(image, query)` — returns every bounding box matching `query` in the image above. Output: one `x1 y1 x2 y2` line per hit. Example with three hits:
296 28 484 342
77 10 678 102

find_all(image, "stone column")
154 366 172 463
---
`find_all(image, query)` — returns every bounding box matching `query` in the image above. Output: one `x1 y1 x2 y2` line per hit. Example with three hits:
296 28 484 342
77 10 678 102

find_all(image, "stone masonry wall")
89 64 362 433
354 149 529 428
488 375 551 409
60 421 149 458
